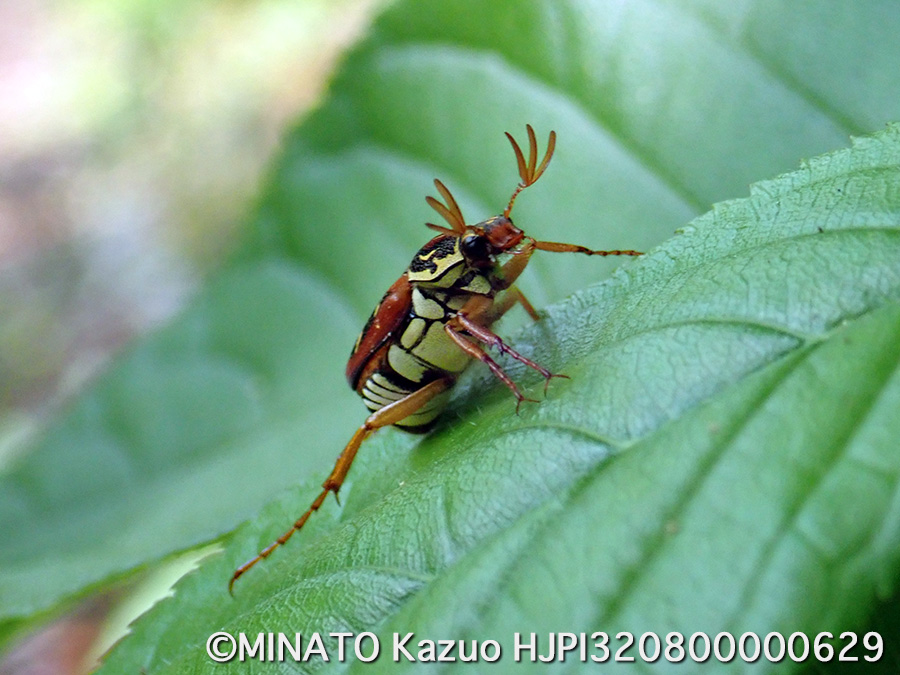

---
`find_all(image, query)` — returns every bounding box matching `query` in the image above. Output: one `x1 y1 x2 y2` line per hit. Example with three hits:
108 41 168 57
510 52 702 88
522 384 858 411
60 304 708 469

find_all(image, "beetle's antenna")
504 125 556 218
425 222 458 236
426 179 467 234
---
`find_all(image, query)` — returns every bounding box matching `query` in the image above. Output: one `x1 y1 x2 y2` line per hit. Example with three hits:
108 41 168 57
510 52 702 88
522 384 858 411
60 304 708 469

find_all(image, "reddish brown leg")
444 321 539 413
532 240 642 257
497 238 641 296
229 377 454 593
508 286 540 322
476 284 540 325
452 311 568 395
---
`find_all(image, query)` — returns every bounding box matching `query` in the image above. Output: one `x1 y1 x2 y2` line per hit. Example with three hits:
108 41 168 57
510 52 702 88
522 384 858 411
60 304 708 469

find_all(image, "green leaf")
99 123 900 672
3 0 900 665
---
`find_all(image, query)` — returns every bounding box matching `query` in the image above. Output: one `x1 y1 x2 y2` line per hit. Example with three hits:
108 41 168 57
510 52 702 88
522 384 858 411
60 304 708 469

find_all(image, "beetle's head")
460 216 524 267
425 126 556 267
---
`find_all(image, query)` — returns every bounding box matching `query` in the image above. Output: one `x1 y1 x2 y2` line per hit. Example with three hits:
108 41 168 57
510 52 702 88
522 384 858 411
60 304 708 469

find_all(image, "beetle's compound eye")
461 234 493 264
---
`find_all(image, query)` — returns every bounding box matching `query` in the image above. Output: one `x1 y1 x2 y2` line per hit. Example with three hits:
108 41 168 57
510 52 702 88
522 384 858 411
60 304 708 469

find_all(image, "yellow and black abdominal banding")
229 125 642 591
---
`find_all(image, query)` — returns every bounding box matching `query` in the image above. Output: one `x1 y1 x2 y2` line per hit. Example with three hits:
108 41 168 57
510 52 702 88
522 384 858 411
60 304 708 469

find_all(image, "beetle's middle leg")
446 294 567 405
481 285 540 323
449 309 568 396
444 323 540 413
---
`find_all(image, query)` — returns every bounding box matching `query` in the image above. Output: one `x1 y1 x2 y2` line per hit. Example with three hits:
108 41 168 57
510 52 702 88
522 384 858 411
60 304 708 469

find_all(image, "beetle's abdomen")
350 232 498 432
357 365 452 433
357 287 474 432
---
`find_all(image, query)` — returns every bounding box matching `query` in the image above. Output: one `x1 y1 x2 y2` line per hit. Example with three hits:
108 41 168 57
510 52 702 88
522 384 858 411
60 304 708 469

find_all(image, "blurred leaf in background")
0 0 376 418
0 0 379 671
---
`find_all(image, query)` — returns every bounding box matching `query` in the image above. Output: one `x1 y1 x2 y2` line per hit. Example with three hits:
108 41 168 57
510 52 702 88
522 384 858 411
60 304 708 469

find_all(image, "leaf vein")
723 335 900 632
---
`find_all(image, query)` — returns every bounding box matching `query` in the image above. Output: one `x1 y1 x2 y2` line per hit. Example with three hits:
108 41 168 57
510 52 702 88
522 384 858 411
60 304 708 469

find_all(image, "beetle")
229 125 641 591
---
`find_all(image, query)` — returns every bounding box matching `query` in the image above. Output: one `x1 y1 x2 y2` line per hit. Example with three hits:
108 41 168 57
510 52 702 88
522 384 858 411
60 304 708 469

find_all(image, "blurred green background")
0 0 379 671
0 0 377 442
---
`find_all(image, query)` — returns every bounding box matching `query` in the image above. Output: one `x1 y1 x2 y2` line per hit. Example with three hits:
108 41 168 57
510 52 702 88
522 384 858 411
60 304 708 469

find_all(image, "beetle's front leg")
497 235 642 297
532 240 642 257
229 376 454 593
491 236 642 324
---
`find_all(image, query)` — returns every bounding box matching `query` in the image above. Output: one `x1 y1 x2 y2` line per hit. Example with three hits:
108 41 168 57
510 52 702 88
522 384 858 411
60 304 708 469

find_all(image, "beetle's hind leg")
229 376 454 593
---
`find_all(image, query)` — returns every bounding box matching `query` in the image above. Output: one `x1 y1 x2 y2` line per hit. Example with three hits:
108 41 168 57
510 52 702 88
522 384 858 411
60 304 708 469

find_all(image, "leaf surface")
101 126 900 672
